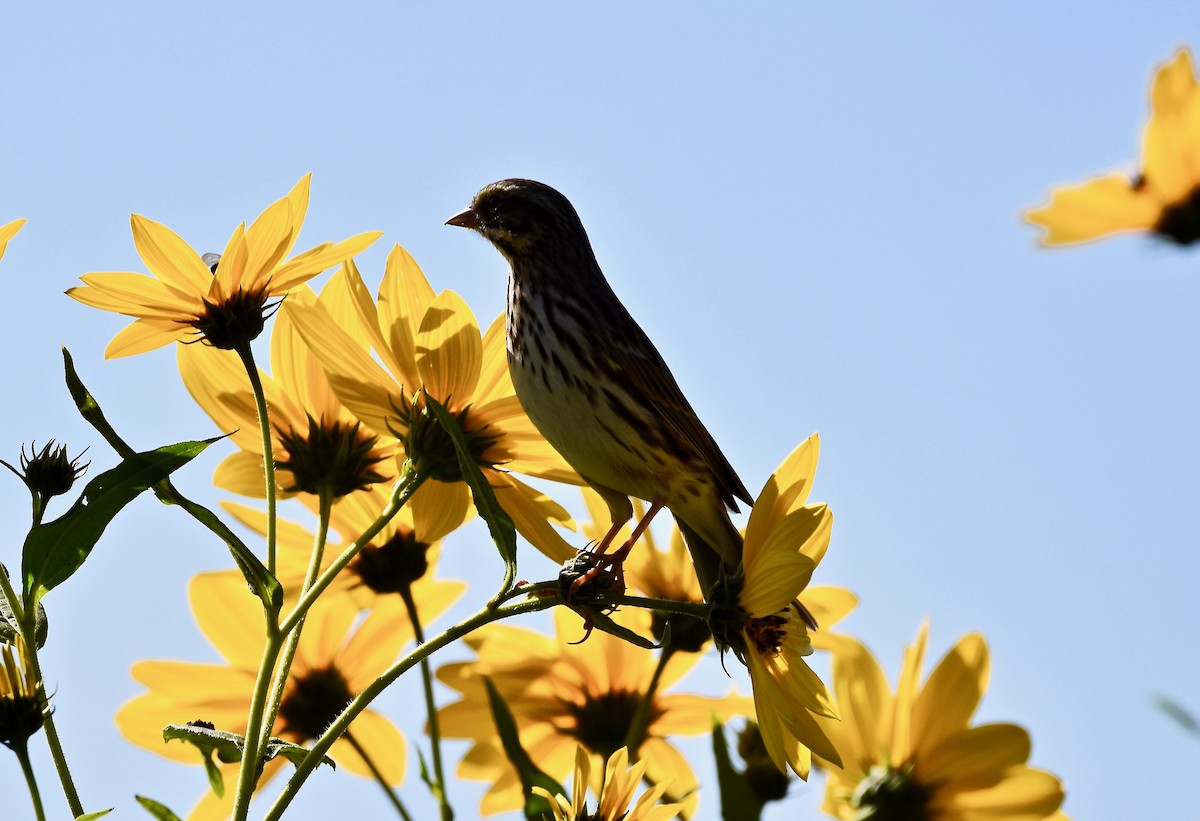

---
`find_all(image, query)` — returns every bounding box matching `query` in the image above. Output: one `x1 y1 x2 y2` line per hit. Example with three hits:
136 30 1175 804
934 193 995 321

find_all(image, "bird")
446 179 751 601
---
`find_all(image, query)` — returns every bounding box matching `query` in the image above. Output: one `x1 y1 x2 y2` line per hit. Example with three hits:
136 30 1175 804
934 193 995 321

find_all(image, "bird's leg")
569 501 666 601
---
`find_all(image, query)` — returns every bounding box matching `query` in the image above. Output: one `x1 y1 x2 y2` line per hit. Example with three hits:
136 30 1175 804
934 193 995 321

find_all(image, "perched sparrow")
447 179 750 598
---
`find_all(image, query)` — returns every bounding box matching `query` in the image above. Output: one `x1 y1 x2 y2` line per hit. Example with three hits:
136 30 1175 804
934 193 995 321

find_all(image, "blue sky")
2 3 1198 819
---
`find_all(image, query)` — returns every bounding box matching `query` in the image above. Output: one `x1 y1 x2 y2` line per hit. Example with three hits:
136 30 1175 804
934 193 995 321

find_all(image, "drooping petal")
103 317 191 358
492 474 577 563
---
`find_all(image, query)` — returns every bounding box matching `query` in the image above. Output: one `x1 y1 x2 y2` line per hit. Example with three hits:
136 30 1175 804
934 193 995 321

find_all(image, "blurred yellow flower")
285 246 580 563
178 276 395 502
222 480 468 610
709 433 841 779
0 218 25 261
533 745 684 821
1026 47 1200 245
67 175 381 357
116 573 436 821
436 606 752 817
816 623 1067 821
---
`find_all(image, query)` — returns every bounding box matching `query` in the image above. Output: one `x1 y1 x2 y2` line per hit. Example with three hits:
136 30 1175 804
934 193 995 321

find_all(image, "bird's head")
446 179 590 263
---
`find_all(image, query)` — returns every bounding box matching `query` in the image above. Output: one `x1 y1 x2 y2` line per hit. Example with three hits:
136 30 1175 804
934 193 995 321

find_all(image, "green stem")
234 342 278 577
0 566 82 817
229 621 285 821
623 646 675 754
344 731 414 821
13 742 46 821
263 593 561 821
398 585 452 821
278 465 426 636
257 487 333 750
612 594 710 620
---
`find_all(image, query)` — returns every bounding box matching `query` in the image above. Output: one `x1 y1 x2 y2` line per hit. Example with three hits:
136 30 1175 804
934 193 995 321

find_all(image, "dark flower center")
2 440 88 499
275 415 388 498
850 763 931 821
278 665 353 741
1152 184 1200 244
563 689 655 760
349 531 431 593
737 721 790 803
390 396 500 484
744 613 789 658
188 284 276 350
650 611 711 654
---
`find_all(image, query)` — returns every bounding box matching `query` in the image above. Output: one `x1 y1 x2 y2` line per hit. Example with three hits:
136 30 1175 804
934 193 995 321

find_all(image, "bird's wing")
606 313 753 509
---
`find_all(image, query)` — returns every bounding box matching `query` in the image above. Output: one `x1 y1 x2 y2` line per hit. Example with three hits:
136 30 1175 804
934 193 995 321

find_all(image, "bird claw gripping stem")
558 546 626 643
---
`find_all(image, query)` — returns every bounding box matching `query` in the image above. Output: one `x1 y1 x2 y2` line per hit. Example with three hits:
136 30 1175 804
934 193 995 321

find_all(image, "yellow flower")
533 745 684 821
709 433 841 779
222 480 468 609
0 634 44 749
116 572 433 821
580 488 858 656
284 246 580 563
67 175 381 357
437 606 752 817
816 623 1067 821
178 276 395 502
1026 47 1200 245
0 218 25 261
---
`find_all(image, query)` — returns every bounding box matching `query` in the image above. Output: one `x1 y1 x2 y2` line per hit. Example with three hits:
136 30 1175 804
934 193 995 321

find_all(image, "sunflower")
178 275 395 503
67 175 381 357
0 218 25 261
436 606 752 817
0 634 43 750
533 745 684 821
579 488 858 655
707 433 841 779
1026 47 1200 245
221 479 468 610
814 623 1068 821
284 246 579 563
115 572 436 821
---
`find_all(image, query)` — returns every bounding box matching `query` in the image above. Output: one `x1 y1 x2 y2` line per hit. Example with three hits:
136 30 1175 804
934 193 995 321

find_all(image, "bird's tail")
674 514 743 603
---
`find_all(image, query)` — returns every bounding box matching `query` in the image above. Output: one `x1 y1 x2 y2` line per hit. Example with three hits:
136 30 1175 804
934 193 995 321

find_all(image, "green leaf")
22 441 214 606
584 608 662 650
483 678 565 820
0 563 48 648
712 720 765 821
61 349 283 616
74 811 113 820
163 723 335 776
424 395 518 598
134 796 183 821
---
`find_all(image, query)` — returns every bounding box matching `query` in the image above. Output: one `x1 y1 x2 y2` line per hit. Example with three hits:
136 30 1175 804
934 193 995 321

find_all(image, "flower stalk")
398 584 452 821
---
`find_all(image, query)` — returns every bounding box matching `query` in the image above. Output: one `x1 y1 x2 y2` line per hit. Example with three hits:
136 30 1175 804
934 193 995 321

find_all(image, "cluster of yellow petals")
1026 47 1200 245
534 745 685 821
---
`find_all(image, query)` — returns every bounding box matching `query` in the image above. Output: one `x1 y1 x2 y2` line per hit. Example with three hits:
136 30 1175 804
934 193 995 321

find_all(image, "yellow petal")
338 602 415 687
242 194 296 286
415 289 482 404
801 585 858 631
378 244 436 384
936 766 1065 819
328 260 413 387
130 214 213 293
911 632 989 757
103 317 190 358
284 298 400 435
213 451 272 498
71 272 195 317
826 635 893 771
329 709 407 785
744 434 820 563
893 621 929 760
493 475 578 563
741 508 824 616
1143 48 1200 203
1025 174 1161 245
476 313 513 404
212 223 250 295
916 722 1032 786
410 478 474 544
0 218 26 259
270 231 383 292
188 572 265 667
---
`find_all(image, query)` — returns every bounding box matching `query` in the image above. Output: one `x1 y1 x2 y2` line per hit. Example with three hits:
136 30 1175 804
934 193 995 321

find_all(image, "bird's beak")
445 207 480 230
